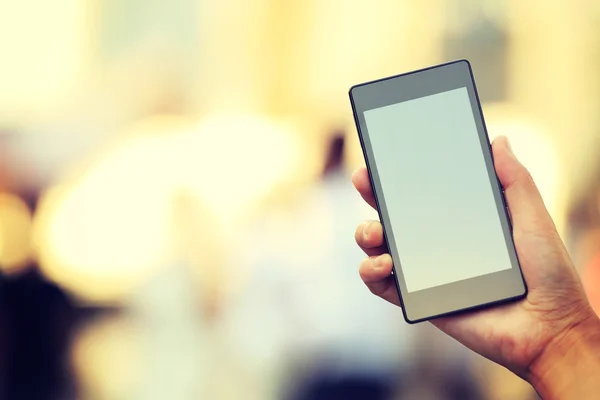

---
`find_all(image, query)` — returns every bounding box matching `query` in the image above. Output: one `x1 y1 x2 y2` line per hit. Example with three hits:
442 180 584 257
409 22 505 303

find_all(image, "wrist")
528 312 600 400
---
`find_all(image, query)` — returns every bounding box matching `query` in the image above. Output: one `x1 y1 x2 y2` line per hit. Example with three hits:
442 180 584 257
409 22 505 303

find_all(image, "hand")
353 136 600 391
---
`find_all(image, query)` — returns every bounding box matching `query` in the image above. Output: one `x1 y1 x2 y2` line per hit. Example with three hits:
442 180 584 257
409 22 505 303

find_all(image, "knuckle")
517 165 536 188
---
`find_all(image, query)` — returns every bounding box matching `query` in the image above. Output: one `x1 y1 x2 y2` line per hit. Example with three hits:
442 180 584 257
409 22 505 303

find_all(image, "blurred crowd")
1 0 600 399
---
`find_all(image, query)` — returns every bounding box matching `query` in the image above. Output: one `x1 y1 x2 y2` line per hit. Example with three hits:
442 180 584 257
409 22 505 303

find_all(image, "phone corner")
507 282 528 304
519 281 529 299
456 58 472 68
402 309 423 325
517 271 529 298
348 84 360 99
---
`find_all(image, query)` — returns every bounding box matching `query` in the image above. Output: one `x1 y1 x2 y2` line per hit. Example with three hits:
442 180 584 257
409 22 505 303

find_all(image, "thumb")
492 136 556 234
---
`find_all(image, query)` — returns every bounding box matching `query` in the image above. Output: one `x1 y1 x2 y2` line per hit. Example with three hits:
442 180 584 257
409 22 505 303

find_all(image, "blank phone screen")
363 87 512 293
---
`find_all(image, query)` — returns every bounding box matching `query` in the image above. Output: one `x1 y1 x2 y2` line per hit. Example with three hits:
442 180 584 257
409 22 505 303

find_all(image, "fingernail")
362 220 372 240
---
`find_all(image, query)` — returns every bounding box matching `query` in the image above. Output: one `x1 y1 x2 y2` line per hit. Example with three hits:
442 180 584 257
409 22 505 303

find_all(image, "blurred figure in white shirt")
221 131 483 400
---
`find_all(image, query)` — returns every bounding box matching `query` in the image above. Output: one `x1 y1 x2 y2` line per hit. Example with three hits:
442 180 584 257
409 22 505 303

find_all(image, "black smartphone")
349 59 527 323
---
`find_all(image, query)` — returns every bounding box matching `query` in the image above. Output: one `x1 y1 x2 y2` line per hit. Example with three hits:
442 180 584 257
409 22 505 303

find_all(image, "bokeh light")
483 102 562 229
0 0 91 118
32 116 191 303
177 113 302 225
33 113 304 303
71 316 141 399
0 193 33 274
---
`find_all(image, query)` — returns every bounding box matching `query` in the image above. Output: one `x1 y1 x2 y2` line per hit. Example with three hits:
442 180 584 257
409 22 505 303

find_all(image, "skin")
352 136 600 398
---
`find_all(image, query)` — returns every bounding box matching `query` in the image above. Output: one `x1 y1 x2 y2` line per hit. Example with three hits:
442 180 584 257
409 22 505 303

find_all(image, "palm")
435 298 547 376
434 226 579 374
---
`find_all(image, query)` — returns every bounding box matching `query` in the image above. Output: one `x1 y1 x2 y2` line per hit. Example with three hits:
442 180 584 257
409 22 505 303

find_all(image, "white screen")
363 87 512 293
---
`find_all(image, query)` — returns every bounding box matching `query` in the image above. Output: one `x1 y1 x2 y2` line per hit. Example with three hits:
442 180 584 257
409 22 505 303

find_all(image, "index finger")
351 168 377 210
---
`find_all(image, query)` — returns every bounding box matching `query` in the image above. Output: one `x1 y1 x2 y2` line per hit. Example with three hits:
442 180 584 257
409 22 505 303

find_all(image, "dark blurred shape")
321 131 345 178
0 268 78 400
567 150 600 267
568 153 600 314
287 367 484 400
0 130 15 194
441 0 508 103
288 371 394 400
398 351 484 400
567 167 600 239
437 370 485 400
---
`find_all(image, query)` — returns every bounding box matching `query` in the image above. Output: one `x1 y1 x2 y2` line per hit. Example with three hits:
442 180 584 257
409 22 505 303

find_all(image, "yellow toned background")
1 1 600 399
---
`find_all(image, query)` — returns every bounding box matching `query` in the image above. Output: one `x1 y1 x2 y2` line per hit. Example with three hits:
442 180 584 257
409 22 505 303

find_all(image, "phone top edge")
348 59 472 93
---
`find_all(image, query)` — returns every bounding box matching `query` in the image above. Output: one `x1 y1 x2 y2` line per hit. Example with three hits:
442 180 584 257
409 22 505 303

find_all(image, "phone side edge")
348 88 415 324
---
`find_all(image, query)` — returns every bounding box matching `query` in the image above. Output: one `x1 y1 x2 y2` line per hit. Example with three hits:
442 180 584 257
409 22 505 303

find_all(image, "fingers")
352 175 397 303
359 254 400 306
355 219 398 305
491 136 558 234
351 168 377 210
355 220 386 256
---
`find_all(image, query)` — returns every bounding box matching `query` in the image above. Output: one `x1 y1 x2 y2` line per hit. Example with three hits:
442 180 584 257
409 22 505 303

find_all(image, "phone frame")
349 59 527 323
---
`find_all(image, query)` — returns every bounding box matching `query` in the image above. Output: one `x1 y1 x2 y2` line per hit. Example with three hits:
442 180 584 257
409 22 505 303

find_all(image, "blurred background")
0 0 600 399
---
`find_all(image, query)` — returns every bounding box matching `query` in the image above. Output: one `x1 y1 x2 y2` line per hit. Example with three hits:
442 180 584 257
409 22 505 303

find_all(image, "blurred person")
221 132 483 400
353 136 600 399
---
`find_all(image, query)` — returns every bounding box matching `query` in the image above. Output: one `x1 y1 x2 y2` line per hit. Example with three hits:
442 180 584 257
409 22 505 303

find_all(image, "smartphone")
349 59 527 323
